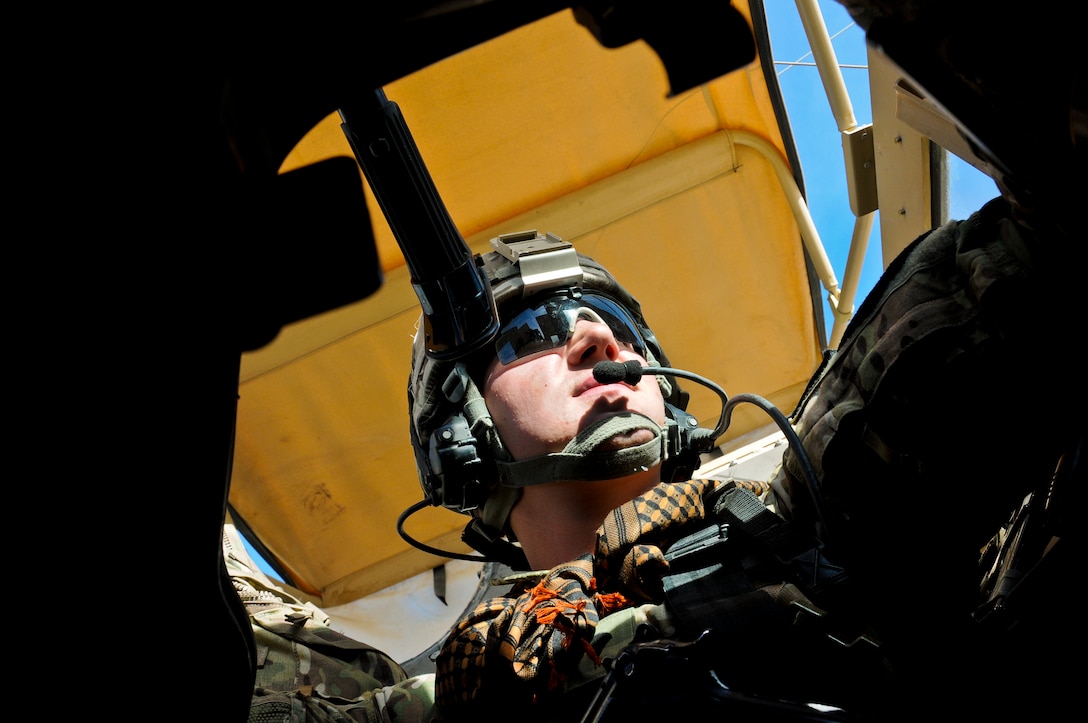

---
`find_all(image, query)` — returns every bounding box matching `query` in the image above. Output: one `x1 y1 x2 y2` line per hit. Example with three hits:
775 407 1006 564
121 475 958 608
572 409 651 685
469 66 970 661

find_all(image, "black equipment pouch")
647 483 882 717
661 483 849 640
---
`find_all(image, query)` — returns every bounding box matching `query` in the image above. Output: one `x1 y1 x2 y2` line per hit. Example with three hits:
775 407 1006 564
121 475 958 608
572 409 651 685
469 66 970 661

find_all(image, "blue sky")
764 0 999 330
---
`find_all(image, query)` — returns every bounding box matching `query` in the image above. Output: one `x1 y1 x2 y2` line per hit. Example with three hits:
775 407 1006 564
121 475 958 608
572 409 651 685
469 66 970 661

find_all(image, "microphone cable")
593 360 829 540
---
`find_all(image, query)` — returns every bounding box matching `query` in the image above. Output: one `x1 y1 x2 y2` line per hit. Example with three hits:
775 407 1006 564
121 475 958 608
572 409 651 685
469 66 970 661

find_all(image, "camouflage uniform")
224 526 439 723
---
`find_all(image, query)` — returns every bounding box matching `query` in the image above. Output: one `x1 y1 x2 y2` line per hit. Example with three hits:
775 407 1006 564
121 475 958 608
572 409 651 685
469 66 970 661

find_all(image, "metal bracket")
843 124 878 216
491 229 583 298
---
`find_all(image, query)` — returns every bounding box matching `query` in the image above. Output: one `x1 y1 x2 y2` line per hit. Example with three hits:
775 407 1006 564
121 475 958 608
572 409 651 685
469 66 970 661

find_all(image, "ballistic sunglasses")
494 291 648 365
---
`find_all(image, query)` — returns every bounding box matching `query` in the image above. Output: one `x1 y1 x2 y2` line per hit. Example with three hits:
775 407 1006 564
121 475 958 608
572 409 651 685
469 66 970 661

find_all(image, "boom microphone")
595 360 733 451
593 360 829 535
594 360 731 438
593 360 645 385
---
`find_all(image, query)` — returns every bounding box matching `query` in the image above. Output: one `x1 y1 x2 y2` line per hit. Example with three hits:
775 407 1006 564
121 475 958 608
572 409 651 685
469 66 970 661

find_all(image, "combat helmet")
405 230 705 568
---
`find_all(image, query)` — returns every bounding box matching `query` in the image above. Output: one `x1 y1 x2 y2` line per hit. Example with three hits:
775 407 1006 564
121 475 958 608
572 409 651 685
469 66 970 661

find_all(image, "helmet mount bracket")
491 230 583 299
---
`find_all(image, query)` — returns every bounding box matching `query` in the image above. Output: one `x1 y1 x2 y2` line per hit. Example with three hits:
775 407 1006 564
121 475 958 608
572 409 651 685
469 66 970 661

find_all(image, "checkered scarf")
435 477 766 713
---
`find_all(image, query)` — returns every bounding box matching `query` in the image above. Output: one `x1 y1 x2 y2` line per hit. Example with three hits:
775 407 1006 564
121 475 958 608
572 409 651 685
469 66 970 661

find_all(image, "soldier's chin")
595 428 655 451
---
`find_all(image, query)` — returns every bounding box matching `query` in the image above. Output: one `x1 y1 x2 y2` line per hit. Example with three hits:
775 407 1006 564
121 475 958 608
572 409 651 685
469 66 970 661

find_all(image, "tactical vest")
770 196 1083 721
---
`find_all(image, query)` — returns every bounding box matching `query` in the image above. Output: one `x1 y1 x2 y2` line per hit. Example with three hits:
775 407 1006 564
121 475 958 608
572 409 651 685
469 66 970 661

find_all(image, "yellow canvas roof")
228 4 824 606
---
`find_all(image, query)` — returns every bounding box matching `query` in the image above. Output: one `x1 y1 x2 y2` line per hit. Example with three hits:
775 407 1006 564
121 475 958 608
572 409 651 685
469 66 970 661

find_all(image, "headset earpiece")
426 414 489 512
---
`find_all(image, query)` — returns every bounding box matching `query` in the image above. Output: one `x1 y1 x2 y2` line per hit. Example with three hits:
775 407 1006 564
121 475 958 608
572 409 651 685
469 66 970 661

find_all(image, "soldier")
407 232 853 722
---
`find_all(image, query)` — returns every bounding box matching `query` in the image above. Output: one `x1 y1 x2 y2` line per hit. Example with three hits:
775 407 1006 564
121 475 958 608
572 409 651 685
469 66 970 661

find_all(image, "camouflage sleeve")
250 674 438 723
225 525 439 722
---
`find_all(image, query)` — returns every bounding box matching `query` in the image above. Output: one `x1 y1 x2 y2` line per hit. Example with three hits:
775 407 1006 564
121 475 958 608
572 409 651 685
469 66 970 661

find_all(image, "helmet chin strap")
465 411 670 570
451 362 669 564
493 412 666 488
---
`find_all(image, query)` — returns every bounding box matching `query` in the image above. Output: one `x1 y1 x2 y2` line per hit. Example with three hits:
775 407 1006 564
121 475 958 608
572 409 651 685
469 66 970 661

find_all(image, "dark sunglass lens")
581 296 646 356
495 301 568 363
495 294 646 363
